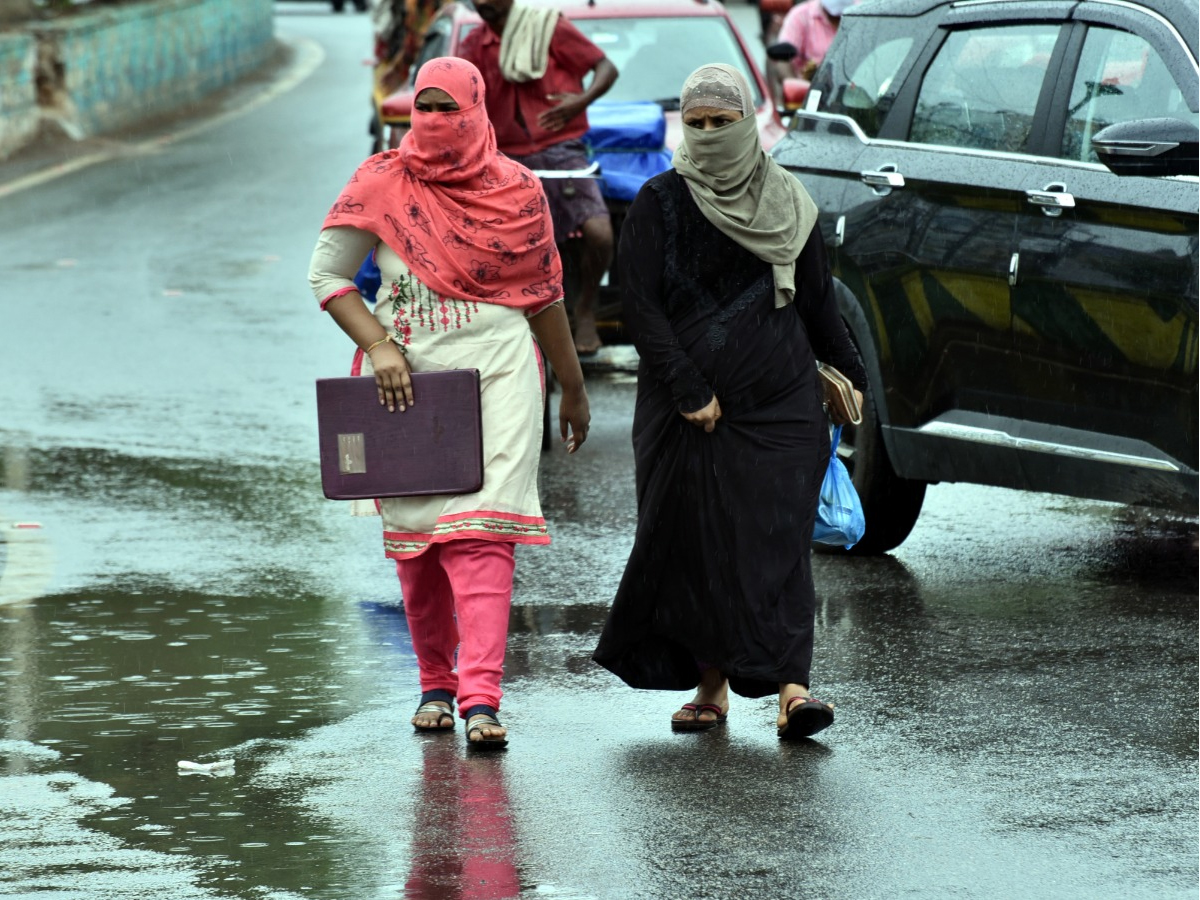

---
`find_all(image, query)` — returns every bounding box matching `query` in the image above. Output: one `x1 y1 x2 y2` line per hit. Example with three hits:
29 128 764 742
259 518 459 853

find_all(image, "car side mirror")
766 41 798 63
1092 117 1199 178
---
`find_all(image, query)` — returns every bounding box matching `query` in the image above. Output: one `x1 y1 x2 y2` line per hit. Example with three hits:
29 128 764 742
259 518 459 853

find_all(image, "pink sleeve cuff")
320 286 358 311
525 296 564 318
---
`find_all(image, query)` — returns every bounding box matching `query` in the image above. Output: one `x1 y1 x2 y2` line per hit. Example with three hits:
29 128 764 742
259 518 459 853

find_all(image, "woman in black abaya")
592 64 866 740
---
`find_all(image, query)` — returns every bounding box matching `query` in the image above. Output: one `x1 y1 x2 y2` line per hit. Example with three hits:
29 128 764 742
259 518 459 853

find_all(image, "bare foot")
412 700 453 731
573 314 602 356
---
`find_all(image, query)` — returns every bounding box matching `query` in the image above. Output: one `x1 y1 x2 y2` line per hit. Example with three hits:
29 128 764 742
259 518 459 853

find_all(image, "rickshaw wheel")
369 111 384 156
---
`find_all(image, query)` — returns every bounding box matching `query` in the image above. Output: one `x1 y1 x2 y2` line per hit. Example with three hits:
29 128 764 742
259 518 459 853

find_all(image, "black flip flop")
671 702 728 732
778 695 835 741
412 690 455 733
465 705 508 751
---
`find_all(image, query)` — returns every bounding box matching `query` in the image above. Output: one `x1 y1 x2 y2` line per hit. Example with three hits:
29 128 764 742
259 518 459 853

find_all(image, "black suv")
772 0 1199 553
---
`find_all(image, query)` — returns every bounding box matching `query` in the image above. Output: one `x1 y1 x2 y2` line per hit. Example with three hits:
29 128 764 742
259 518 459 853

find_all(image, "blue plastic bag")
584 102 673 202
812 426 866 550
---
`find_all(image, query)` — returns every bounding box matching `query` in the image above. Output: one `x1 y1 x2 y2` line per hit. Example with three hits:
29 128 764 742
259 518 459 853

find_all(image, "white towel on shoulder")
499 5 560 83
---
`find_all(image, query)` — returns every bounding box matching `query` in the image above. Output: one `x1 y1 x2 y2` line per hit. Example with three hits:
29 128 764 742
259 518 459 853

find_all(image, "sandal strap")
467 714 503 733
676 703 727 715
415 702 453 717
785 695 827 712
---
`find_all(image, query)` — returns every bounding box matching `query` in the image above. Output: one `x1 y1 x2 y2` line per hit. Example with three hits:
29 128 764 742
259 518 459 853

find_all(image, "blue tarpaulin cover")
584 102 673 202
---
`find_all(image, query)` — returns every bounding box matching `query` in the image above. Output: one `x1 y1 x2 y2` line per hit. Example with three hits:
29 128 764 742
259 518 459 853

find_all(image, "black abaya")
592 170 866 698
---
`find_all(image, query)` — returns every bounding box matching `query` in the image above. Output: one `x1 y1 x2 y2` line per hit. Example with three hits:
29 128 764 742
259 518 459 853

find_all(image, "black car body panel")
774 0 1198 546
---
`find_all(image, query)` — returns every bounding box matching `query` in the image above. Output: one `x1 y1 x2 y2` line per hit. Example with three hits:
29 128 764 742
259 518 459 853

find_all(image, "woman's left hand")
681 395 722 433
827 389 864 426
559 384 590 453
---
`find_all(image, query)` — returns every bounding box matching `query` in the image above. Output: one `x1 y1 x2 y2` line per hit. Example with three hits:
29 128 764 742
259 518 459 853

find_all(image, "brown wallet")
817 362 863 426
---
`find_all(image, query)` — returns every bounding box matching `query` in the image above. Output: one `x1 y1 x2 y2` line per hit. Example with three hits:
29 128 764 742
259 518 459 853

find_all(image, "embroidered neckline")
649 172 774 351
388 274 481 346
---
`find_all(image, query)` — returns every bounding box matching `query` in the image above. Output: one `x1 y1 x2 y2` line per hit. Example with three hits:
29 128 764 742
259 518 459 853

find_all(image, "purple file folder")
316 370 483 500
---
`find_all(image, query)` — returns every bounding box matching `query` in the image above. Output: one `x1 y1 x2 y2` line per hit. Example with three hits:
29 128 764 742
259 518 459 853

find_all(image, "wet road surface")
0 4 1196 899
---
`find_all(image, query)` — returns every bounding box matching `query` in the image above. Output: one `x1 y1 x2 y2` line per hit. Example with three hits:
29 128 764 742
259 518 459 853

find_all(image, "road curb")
579 344 640 376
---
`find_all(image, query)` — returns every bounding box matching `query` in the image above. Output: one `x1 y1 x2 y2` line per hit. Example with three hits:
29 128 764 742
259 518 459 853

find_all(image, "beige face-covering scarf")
498 4 560 83
671 64 819 308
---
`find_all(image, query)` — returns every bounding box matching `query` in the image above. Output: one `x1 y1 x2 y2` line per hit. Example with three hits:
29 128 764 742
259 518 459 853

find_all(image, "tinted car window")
837 37 914 136
574 18 762 108
1062 26 1200 163
910 24 1059 153
819 18 917 137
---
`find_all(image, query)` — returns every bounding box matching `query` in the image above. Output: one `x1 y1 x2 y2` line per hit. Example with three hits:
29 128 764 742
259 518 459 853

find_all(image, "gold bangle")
364 335 392 355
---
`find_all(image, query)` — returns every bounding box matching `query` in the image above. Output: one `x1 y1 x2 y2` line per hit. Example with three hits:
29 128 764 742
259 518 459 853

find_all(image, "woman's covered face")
415 87 460 113
683 106 745 131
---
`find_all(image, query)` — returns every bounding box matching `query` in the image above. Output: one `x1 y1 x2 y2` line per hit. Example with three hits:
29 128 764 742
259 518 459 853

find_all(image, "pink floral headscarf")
324 57 563 310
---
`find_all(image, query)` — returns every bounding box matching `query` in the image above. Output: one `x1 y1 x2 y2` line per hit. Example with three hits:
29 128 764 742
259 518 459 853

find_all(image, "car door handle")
1025 183 1075 217
861 166 906 189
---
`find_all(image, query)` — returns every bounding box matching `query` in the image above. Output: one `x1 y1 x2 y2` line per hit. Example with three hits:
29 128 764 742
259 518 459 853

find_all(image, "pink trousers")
394 539 516 715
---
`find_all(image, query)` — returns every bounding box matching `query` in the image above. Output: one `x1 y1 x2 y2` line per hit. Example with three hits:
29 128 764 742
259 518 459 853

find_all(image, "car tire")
331 0 346 11
828 380 926 555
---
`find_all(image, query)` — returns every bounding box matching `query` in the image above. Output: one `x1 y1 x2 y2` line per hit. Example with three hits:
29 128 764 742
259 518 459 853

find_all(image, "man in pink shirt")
773 0 855 86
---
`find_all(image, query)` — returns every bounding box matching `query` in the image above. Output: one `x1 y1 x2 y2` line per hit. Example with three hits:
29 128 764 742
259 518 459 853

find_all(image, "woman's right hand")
559 383 591 454
370 342 414 412
681 395 722 433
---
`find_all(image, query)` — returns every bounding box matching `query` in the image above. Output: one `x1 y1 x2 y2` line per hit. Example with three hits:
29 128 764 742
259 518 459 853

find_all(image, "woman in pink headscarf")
309 57 590 750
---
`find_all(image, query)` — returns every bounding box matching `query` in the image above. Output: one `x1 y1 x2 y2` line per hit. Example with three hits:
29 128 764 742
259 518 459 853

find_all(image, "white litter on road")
176 760 235 776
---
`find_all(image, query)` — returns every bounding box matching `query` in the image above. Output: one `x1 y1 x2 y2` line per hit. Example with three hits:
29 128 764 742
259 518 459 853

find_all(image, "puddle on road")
0 584 612 899
0 585 386 895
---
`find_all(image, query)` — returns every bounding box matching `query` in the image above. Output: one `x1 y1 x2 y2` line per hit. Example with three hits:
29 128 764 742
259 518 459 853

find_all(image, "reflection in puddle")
405 741 521 900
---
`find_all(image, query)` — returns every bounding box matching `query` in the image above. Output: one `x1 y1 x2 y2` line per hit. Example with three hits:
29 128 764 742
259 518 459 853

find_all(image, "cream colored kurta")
310 226 552 559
